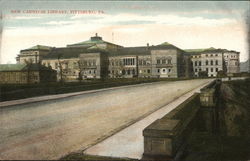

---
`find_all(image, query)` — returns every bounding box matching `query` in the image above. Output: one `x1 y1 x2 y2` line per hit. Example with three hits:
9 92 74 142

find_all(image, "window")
206 60 208 65
216 68 218 72
215 60 218 65
195 61 197 66
168 59 171 64
157 69 160 73
199 61 201 66
147 69 150 73
157 59 160 64
132 69 135 75
162 59 166 64
195 68 197 72
169 69 171 72
210 60 213 65
139 60 142 65
211 68 213 72
206 68 208 72
163 69 166 72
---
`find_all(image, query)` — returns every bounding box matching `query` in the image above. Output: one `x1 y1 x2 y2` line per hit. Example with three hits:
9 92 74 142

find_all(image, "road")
84 81 209 159
0 79 212 160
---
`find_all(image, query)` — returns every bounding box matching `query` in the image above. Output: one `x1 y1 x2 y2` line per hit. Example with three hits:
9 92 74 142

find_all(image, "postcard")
0 1 249 160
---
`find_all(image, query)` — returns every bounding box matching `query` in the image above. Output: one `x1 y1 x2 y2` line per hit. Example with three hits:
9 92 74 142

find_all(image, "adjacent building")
186 48 240 77
15 34 240 81
0 64 57 84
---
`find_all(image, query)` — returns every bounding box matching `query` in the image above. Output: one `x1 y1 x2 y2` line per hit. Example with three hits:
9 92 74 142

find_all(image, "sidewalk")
83 82 210 159
0 81 158 108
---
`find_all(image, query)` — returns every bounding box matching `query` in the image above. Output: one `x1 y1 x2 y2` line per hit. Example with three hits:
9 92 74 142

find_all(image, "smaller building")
16 45 53 64
186 47 240 77
0 64 57 84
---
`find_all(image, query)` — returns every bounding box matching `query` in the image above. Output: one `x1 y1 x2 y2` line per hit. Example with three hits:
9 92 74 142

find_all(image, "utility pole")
248 10 250 73
112 32 114 43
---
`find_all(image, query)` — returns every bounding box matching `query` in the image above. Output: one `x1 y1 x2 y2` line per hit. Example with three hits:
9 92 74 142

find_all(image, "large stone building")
16 34 240 81
186 48 240 77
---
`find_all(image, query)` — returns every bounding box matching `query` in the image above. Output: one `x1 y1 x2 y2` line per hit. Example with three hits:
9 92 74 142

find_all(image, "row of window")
158 68 171 73
156 59 172 65
194 68 219 73
194 60 219 66
123 58 136 66
224 55 237 59
81 60 96 66
138 59 151 66
83 70 96 74
193 54 219 58
109 69 136 75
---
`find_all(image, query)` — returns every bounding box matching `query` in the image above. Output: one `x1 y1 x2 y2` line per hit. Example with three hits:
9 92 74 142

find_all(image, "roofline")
21 49 51 52
67 40 123 48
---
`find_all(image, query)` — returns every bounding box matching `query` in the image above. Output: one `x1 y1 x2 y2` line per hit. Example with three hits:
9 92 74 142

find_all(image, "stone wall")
142 93 201 161
142 80 220 161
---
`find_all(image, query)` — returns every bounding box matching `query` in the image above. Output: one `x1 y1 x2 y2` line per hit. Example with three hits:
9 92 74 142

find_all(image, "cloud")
44 20 76 25
3 15 42 20
95 13 237 26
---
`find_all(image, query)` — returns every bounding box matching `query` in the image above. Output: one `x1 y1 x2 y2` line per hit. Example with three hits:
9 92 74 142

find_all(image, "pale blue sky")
0 1 249 63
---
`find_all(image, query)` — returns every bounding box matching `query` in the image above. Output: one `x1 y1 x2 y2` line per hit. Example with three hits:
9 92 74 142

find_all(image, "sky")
0 0 249 64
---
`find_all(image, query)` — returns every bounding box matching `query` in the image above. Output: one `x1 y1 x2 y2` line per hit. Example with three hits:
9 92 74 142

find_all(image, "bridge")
0 79 213 160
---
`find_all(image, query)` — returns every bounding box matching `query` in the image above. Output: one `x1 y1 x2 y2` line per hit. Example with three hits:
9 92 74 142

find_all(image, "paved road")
0 79 212 160
84 82 210 159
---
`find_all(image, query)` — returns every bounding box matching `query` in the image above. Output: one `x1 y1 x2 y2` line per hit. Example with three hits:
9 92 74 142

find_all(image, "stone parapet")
142 93 200 161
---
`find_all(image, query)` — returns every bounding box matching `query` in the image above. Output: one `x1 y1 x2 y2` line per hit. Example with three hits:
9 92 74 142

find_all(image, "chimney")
147 43 149 50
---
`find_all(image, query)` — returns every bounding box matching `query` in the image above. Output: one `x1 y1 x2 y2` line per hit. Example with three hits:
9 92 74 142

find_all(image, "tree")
24 59 33 84
57 54 69 83
77 60 84 82
217 70 226 78
198 71 208 78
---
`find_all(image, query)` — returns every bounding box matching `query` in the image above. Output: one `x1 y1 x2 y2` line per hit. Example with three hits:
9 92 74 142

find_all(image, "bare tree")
77 60 85 82
24 59 33 84
57 54 65 83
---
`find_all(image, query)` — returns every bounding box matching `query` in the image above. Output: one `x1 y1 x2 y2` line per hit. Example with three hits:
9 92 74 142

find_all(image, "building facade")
15 34 240 81
187 48 240 77
0 64 57 84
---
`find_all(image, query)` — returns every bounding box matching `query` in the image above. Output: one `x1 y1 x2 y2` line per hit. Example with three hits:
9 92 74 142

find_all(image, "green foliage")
198 71 208 78
0 78 191 102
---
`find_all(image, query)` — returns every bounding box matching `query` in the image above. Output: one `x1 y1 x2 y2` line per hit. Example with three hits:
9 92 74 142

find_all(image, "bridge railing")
142 79 221 161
